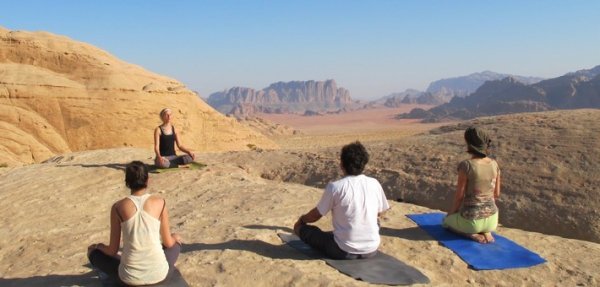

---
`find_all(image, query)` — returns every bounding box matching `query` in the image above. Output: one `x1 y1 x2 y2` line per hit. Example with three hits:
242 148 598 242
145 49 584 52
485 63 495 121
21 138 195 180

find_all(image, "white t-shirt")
316 174 390 254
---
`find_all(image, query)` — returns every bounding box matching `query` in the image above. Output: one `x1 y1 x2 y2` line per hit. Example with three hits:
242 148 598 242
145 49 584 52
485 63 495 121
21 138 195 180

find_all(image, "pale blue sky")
2 1 600 99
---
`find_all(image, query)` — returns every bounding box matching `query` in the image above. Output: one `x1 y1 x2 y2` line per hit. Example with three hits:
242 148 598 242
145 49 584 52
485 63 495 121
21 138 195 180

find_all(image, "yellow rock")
0 27 277 166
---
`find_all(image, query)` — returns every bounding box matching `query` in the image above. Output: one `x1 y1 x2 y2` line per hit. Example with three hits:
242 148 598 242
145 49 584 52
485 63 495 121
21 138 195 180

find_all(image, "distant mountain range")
207 80 356 117
207 68 597 119
371 71 545 106
426 71 545 101
398 65 600 122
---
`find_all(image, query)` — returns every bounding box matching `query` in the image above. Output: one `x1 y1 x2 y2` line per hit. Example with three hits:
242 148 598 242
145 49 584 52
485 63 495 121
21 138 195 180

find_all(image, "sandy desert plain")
257 105 443 149
1 106 600 287
1 27 599 287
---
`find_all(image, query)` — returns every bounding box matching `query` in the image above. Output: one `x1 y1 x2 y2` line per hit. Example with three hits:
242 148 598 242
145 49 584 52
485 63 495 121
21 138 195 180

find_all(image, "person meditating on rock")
293 141 390 259
87 161 182 285
443 126 501 243
154 108 195 169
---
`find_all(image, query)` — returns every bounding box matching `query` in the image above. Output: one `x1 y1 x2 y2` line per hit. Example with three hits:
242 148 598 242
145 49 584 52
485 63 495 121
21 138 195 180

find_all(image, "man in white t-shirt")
293 141 390 259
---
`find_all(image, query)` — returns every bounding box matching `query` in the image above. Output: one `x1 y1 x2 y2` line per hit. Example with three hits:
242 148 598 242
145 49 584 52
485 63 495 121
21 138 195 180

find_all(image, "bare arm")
450 170 467 214
293 207 322 235
174 130 195 160
159 200 181 248
91 203 122 257
377 207 390 227
301 208 323 223
494 170 501 199
154 127 162 159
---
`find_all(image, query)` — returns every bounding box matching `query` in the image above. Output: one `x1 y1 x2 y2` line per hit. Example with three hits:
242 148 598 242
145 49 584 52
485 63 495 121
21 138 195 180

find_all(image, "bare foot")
482 232 495 243
468 233 486 243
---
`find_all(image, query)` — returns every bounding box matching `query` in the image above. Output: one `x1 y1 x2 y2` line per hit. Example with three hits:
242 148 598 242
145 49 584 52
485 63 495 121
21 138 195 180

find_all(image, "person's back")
443 127 501 244
118 194 169 285
324 174 387 254
294 141 389 259
460 158 499 220
87 161 182 285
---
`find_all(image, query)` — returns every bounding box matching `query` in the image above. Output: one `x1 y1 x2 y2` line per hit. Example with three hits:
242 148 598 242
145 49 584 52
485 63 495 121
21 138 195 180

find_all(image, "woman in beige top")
87 161 182 285
443 127 501 244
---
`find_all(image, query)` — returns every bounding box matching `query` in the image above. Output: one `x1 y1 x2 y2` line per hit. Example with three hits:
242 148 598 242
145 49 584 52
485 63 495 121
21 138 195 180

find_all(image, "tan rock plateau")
0 26 276 166
0 148 598 286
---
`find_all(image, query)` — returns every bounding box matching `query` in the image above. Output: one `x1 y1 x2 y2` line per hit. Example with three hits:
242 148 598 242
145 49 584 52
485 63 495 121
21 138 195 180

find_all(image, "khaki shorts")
443 212 498 234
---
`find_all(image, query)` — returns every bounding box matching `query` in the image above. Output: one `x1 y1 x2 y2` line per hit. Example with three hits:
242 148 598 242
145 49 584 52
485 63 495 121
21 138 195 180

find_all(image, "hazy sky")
2 1 600 99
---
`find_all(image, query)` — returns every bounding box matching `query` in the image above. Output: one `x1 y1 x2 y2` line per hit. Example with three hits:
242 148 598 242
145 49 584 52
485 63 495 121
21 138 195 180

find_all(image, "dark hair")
125 161 149 191
467 147 487 158
466 147 486 158
464 127 490 158
340 141 369 175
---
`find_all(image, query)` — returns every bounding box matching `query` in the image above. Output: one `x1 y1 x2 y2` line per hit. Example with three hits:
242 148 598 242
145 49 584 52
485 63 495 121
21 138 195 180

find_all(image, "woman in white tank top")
87 161 182 285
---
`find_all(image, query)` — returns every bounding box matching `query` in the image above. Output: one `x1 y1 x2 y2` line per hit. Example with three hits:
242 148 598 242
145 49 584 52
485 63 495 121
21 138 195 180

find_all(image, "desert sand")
257 106 447 150
0 147 599 287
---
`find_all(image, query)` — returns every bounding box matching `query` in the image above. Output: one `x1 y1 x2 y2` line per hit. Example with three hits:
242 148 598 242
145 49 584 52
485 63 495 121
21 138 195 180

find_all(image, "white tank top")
118 194 169 285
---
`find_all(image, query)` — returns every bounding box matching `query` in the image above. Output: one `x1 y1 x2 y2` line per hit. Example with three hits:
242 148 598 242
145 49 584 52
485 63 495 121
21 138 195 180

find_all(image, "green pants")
443 212 498 234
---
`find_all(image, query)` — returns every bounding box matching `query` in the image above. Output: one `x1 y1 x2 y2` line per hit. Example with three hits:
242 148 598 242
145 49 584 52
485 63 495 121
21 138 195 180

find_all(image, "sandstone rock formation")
382 89 423 106
368 71 543 109
207 80 355 117
399 66 600 122
425 71 545 103
0 27 276 166
369 89 443 107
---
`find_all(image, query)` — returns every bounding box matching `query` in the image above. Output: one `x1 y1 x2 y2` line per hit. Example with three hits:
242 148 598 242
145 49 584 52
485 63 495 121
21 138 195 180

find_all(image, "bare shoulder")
148 194 164 200
113 198 135 218
145 195 166 216
114 197 133 209
148 194 166 206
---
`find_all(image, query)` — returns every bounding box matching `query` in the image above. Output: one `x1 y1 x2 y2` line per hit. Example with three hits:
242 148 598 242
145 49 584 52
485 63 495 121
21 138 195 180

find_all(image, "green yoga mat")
150 162 206 173
278 233 430 286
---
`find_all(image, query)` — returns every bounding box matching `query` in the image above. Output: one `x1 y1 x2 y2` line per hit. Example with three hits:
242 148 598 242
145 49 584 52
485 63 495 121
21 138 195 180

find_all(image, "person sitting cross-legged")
87 161 182 285
293 141 390 260
154 108 195 169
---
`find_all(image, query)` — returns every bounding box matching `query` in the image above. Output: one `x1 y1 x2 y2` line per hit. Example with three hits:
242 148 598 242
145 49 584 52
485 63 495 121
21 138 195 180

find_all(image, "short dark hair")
125 161 148 191
466 146 487 158
340 141 369 175
464 127 490 158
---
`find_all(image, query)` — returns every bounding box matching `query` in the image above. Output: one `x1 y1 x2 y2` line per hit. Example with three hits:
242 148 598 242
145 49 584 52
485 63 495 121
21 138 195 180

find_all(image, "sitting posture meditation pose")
154 108 195 168
444 127 501 243
88 161 182 285
293 141 390 259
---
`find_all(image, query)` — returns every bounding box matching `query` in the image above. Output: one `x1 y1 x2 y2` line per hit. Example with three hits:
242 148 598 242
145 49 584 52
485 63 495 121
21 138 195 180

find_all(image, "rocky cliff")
399 65 600 122
0 27 276 166
425 71 545 103
370 71 543 108
207 80 355 116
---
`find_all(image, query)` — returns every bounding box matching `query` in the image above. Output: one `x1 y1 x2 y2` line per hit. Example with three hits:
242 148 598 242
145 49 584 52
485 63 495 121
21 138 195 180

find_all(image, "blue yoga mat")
407 213 546 270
